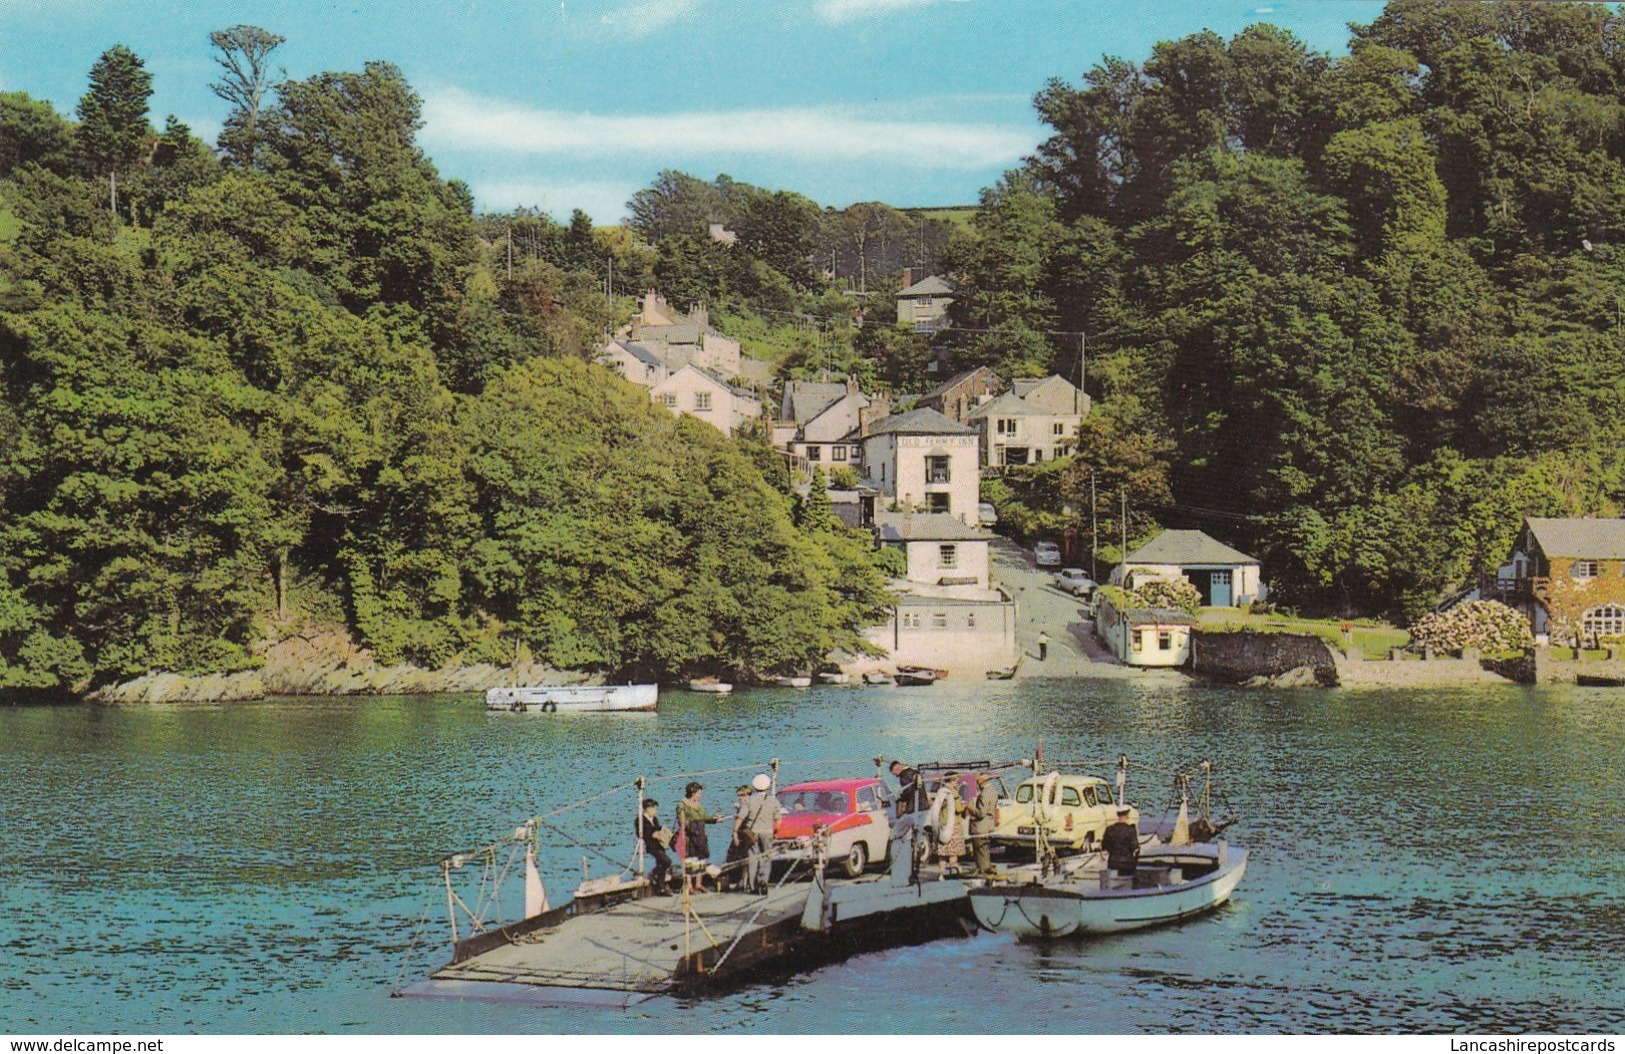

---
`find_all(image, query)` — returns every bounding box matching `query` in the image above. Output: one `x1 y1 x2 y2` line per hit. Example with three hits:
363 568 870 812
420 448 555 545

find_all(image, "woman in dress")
676 781 721 890
935 772 968 873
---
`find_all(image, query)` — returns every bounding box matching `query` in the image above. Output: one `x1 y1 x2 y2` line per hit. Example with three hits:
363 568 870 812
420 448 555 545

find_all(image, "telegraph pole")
1091 471 1099 583
1120 489 1128 579
1077 332 1085 414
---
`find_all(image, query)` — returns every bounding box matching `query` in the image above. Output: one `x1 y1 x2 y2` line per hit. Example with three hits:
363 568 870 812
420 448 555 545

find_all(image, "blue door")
1211 570 1232 607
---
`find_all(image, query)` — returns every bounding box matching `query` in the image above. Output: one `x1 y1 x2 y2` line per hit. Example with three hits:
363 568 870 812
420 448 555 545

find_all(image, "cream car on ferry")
990 773 1136 854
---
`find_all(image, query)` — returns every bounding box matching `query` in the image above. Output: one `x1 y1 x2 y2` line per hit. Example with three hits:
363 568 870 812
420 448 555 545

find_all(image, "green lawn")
1197 608 1410 659
907 206 977 230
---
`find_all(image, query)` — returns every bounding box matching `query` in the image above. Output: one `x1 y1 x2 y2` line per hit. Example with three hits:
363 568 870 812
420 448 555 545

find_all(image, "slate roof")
923 366 998 402
863 407 975 437
783 380 850 425
1125 529 1258 566
967 391 1047 419
874 511 989 543
640 322 702 345
898 274 957 298
611 340 664 368
1525 517 1625 559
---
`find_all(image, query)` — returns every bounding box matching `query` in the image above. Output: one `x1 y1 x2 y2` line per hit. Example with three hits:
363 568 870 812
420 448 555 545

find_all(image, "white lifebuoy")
931 786 958 844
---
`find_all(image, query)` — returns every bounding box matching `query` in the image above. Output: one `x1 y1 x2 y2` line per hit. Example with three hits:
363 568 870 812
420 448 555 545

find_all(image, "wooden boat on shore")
969 841 1247 939
894 665 946 686
770 675 813 688
862 671 893 685
818 671 851 685
688 678 734 694
486 684 658 713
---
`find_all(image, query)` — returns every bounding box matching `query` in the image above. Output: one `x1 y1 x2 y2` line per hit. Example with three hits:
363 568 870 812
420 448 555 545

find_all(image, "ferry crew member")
723 785 752 890
1102 807 1140 881
740 774 783 893
636 798 674 894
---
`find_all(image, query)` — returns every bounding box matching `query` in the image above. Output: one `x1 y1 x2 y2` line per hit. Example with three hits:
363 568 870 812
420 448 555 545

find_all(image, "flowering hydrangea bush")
1407 600 1533 654
1129 577 1203 615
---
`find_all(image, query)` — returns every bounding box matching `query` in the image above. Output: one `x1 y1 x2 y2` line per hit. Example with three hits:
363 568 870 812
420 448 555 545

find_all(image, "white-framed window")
850 445 862 460
1573 561 1599 580
1584 604 1625 639
807 445 821 461
694 391 713 411
997 418 1017 436
939 544 957 569
902 612 921 629
660 393 678 408
1053 422 1065 436
927 493 950 513
926 456 951 483
1159 631 1172 650
832 446 847 462
932 612 948 629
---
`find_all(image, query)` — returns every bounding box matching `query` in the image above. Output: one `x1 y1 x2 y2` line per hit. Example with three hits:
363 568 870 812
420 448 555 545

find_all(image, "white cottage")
649 365 762 434
861 408 980 527
1112 530 1262 608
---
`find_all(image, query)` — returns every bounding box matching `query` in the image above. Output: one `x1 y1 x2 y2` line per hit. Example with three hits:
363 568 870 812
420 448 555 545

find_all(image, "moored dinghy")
486 684 658 713
770 675 814 688
688 677 734 694
969 840 1247 938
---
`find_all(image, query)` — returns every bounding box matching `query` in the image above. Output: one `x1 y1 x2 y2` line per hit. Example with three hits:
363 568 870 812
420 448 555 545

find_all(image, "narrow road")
989 538 1182 682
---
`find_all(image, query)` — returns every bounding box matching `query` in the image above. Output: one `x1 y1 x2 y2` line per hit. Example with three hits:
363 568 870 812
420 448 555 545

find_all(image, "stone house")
1490 517 1625 644
776 378 890 475
598 339 668 389
861 407 981 527
632 290 742 378
918 366 1003 424
1111 529 1262 608
966 375 1088 467
1096 595 1197 667
874 511 992 591
649 364 762 434
895 273 956 333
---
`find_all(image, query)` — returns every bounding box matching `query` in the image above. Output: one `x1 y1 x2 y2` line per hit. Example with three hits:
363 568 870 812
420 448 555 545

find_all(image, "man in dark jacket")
636 798 673 894
1101 807 1140 882
889 760 924 816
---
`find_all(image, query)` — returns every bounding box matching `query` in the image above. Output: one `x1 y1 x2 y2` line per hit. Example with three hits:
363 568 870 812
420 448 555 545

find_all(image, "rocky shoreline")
86 628 582 704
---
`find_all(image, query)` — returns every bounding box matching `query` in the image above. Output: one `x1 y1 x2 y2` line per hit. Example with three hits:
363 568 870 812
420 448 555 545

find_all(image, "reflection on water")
2 681 1622 1033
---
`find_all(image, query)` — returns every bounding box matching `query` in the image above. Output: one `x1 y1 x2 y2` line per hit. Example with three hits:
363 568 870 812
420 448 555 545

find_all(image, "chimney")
642 289 658 320
901 268 914 290
692 305 708 328
846 374 859 396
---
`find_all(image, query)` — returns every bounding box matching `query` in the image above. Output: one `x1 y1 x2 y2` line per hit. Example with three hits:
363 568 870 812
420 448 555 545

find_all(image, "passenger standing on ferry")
889 760 923 816
969 771 1000 876
741 773 783 893
723 784 751 890
636 798 673 894
677 782 721 888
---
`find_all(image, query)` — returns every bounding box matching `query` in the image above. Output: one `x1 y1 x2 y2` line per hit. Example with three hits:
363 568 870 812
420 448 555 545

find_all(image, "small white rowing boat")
688 678 734 694
968 841 1247 938
770 675 813 688
485 684 658 713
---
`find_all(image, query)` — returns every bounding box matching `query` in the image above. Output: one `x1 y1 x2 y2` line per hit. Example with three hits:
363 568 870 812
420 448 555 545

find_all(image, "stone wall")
1531 646 1625 685
1189 631 1338 687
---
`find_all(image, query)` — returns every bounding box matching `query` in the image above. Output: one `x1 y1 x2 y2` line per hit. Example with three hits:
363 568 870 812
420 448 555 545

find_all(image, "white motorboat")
770 675 813 688
687 678 734 694
968 840 1247 938
485 683 658 713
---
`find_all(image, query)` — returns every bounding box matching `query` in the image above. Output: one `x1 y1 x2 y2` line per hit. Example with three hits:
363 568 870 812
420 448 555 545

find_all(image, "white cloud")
597 0 703 37
422 87 1033 170
813 0 962 25
471 179 641 223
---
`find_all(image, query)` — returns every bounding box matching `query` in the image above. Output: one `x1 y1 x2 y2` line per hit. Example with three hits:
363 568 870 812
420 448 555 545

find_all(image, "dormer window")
1573 561 1599 580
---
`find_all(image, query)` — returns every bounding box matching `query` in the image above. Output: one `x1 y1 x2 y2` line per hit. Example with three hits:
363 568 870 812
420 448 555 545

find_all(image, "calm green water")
2 680 1622 1034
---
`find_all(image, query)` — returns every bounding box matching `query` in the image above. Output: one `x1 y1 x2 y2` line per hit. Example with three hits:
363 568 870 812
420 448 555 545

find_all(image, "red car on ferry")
771 777 894 877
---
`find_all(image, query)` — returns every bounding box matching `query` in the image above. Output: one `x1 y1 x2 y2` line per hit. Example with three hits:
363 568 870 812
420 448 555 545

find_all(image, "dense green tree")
74 45 153 218
0 92 74 178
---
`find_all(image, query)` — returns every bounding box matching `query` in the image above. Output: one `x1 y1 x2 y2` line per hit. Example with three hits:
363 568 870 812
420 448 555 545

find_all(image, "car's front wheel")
842 841 868 878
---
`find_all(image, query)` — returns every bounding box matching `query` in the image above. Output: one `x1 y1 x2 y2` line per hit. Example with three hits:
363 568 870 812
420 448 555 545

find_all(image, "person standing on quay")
1038 630 1050 661
968 772 999 876
676 781 720 890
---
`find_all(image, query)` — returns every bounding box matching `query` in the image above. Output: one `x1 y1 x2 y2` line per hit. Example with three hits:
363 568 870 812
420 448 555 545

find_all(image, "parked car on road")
1033 541 1062 567
978 502 998 526
772 778 893 877
1053 568 1095 596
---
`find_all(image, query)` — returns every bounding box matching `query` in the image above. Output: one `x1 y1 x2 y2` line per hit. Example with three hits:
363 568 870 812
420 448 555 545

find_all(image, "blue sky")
0 0 1387 222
